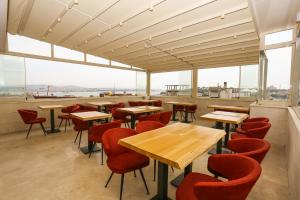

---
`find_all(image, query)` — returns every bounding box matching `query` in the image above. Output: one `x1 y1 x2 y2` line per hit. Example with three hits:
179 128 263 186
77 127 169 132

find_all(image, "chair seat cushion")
28 117 46 124
107 151 149 174
176 172 221 200
231 132 248 139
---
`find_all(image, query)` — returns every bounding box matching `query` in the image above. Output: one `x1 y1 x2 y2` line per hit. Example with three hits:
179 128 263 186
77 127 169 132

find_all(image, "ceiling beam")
17 0 34 34
0 0 8 52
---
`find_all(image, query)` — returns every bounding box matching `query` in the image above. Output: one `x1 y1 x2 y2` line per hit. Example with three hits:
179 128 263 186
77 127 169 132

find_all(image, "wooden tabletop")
166 101 196 106
119 123 226 169
117 106 163 114
88 101 115 106
130 100 158 103
38 105 65 110
200 111 248 124
208 105 250 113
70 111 112 121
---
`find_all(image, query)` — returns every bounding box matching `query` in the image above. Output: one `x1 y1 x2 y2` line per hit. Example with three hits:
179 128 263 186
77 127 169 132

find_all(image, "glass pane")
0 55 25 97
136 71 146 95
111 60 131 68
25 58 142 97
54 45 84 61
7 33 51 57
197 66 239 97
266 47 292 100
240 65 259 97
265 29 293 45
86 54 109 65
151 70 192 96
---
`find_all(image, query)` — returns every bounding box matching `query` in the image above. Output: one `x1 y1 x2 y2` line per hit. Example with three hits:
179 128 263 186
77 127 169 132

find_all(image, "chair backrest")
241 122 271 139
76 104 97 112
72 118 88 131
174 105 185 110
88 120 122 141
244 117 269 123
153 100 162 107
128 101 138 107
186 105 197 112
159 111 172 125
228 138 271 163
194 154 261 200
138 113 160 122
62 104 80 113
111 108 128 120
136 121 165 133
18 109 37 124
117 102 125 108
102 128 138 156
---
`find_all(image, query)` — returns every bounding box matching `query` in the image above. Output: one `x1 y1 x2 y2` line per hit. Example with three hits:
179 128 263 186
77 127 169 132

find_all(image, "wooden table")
208 104 250 114
71 111 112 154
119 123 226 200
166 101 197 123
117 106 163 128
200 111 249 151
88 101 115 113
38 105 65 134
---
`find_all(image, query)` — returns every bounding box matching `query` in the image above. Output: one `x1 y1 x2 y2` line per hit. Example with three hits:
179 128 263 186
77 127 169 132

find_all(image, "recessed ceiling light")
178 27 182 32
149 5 154 12
119 22 123 27
57 18 61 23
48 28 53 33
126 44 129 48
233 34 237 39
74 0 79 5
220 14 225 19
149 36 152 41
84 40 88 44
198 43 201 46
97 33 102 37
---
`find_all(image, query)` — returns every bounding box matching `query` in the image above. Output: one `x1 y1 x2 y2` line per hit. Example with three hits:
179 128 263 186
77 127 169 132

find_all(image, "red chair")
58 105 80 132
111 108 130 128
244 117 269 123
232 122 271 139
138 113 160 122
176 154 261 200
72 118 89 148
76 104 97 112
159 111 172 125
228 138 271 163
88 120 122 164
174 105 185 120
18 109 46 139
185 105 197 121
102 128 150 200
128 101 138 107
153 100 162 107
136 121 166 181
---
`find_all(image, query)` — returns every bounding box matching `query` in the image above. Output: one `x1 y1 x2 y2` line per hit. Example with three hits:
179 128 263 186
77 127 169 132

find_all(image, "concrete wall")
0 96 144 135
287 108 300 200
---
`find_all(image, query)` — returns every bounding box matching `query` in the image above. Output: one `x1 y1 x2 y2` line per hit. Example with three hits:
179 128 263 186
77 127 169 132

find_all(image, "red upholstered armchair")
88 120 122 164
174 105 185 120
102 128 150 200
243 117 269 123
228 138 271 163
138 113 160 122
128 101 139 107
176 154 261 200
111 108 130 128
232 121 271 139
72 118 89 148
153 100 162 107
185 105 197 121
76 104 97 112
159 111 172 125
58 104 80 132
18 109 47 139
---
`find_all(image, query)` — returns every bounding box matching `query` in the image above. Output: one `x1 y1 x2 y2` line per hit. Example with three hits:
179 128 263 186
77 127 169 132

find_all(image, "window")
265 29 293 45
240 65 259 97
111 60 131 68
0 55 25 97
86 54 109 65
151 70 192 96
54 45 84 61
198 66 239 97
265 47 292 100
136 71 146 95
7 33 51 57
24 58 145 97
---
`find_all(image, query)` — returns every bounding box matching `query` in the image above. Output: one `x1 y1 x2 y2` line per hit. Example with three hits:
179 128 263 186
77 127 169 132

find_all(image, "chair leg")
153 160 156 181
105 172 114 187
64 119 67 132
88 142 95 158
74 131 80 143
101 143 104 165
171 167 174 172
139 169 150 195
78 131 82 148
40 123 46 136
26 124 33 139
58 119 63 128
193 113 196 120
68 119 71 126
133 170 136 177
120 174 125 200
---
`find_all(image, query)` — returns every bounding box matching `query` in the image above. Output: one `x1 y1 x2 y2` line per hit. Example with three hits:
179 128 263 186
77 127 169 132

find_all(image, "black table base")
170 164 192 187
80 145 101 154
45 128 60 134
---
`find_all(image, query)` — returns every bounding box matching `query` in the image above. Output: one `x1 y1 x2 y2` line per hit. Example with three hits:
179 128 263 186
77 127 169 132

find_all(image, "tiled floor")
0 120 289 200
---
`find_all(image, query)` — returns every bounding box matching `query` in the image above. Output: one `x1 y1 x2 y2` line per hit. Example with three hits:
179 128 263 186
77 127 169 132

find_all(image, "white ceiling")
8 0 262 71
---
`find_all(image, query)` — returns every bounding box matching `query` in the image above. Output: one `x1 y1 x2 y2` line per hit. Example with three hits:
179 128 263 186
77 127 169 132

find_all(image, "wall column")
146 71 151 96
191 68 198 98
0 0 8 52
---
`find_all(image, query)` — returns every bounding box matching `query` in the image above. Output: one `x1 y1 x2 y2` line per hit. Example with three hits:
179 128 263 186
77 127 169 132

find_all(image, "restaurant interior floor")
0 120 288 200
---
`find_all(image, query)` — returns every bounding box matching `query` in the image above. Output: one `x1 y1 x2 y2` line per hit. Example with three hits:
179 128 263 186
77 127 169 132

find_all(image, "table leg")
182 111 191 123
80 120 100 154
171 163 192 187
224 123 230 146
150 162 171 200
208 122 230 154
46 109 60 134
130 114 136 129
171 105 177 121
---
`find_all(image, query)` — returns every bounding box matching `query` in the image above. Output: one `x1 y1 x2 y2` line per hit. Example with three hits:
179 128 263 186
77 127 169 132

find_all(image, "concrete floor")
0 120 289 200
